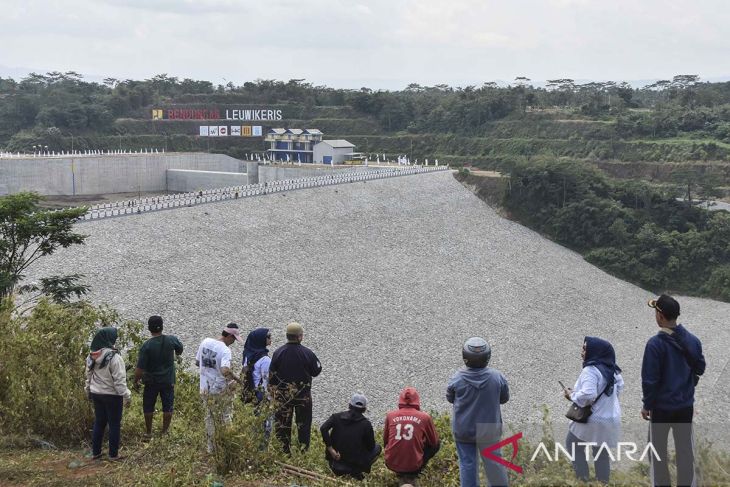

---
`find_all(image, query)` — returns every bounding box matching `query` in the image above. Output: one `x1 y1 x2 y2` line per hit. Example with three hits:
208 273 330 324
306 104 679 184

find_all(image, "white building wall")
313 142 355 164
0 153 243 195
331 147 352 164
313 143 330 163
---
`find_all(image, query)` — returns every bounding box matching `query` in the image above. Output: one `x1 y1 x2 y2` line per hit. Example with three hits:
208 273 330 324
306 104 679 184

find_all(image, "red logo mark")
481 432 523 474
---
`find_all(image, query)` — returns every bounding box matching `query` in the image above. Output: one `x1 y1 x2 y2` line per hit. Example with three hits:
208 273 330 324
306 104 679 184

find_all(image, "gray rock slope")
27 171 730 427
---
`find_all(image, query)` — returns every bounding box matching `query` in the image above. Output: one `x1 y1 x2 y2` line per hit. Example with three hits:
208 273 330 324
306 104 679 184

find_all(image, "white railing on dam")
0 149 164 158
72 166 449 222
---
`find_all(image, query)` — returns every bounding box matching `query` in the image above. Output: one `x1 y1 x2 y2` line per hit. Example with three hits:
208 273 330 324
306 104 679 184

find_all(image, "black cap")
148 315 163 332
648 294 680 320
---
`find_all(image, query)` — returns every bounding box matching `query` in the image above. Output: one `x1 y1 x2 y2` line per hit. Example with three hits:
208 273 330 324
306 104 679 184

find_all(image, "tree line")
493 159 730 302
1 72 730 147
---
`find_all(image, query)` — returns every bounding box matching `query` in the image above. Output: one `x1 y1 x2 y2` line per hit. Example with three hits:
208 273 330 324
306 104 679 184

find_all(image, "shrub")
0 299 142 446
702 265 730 301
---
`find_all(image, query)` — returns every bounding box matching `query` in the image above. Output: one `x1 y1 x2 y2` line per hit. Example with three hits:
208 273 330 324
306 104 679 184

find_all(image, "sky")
0 0 728 89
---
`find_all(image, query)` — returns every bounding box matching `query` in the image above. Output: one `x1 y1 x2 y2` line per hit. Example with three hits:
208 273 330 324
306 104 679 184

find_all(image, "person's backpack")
241 357 264 403
241 355 266 404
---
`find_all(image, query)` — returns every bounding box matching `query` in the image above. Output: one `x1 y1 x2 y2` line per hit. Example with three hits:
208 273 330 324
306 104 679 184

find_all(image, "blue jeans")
565 431 611 483
91 393 123 458
456 441 509 487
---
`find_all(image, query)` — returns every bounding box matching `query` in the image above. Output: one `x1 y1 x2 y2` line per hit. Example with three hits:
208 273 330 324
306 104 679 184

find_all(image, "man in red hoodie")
384 387 440 485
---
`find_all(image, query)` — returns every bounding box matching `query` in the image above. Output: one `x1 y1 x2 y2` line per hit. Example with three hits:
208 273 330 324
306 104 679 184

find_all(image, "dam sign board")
152 108 283 121
199 125 263 137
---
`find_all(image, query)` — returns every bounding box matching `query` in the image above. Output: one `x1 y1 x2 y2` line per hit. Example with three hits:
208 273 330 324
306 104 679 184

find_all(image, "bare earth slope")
27 171 730 427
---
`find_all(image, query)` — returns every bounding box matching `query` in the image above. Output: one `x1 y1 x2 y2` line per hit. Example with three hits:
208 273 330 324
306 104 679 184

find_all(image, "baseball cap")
349 393 368 410
648 294 680 320
223 322 243 343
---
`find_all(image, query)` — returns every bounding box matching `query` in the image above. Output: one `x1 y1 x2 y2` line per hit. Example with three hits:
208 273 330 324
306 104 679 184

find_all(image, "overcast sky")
0 0 728 89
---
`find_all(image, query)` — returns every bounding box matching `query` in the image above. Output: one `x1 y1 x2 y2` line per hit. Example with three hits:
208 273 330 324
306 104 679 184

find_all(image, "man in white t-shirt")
195 323 243 453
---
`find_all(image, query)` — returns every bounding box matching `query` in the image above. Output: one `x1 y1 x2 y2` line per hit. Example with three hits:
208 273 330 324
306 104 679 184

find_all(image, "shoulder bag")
565 382 609 424
663 334 701 386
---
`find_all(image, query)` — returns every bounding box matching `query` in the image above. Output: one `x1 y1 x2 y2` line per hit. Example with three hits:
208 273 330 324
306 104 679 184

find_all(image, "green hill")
2 73 730 186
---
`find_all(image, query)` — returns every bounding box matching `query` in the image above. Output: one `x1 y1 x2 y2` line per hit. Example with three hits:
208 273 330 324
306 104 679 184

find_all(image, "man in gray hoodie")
447 337 510 487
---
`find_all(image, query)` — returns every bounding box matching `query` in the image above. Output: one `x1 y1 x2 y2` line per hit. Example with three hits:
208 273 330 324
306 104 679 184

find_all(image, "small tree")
0 192 88 302
668 166 720 207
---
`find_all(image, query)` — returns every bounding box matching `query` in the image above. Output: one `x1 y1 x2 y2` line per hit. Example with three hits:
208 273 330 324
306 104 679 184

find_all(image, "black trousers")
329 444 382 480
91 393 123 458
274 395 312 454
650 406 695 487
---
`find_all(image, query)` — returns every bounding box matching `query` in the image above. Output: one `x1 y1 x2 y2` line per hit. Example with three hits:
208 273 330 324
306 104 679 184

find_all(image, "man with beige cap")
269 322 322 454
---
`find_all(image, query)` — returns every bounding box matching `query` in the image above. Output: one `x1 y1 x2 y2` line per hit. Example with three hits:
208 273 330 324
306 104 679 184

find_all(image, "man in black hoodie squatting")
320 393 382 480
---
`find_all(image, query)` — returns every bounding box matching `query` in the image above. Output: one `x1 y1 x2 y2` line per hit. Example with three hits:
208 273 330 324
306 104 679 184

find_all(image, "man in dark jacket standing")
320 393 381 480
269 322 322 454
642 294 706 487
447 337 510 487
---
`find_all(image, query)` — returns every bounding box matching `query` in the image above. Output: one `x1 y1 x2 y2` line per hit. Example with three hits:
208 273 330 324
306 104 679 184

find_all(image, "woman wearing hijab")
85 327 132 460
563 336 623 483
241 327 272 446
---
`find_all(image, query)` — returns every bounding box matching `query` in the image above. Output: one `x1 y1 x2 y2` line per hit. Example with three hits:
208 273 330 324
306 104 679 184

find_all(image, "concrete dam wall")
0 153 245 195
0 153 390 196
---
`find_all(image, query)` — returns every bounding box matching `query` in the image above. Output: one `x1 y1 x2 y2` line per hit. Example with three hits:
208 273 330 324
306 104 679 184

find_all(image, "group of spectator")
84 293 706 487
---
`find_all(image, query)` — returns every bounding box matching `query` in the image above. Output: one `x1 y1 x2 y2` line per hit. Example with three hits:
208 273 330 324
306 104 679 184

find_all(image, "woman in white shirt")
563 336 623 484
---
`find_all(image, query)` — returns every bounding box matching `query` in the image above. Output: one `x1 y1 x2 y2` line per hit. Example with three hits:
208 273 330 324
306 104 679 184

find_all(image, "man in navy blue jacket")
641 294 706 487
269 322 322 455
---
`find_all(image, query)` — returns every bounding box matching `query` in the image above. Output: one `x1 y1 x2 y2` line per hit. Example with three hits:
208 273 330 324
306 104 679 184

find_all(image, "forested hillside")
2 73 730 185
